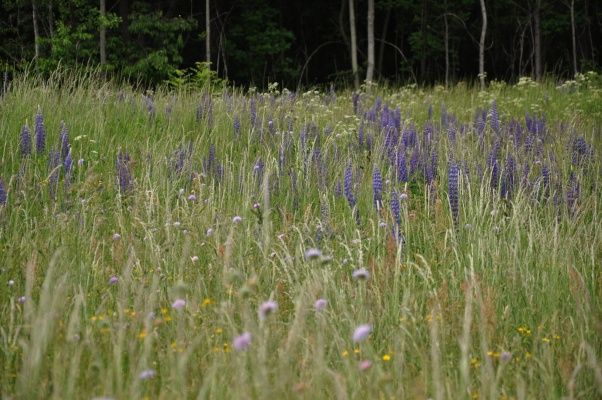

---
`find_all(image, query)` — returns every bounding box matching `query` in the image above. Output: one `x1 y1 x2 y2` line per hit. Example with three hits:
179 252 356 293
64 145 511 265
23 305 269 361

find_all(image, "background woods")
0 0 601 87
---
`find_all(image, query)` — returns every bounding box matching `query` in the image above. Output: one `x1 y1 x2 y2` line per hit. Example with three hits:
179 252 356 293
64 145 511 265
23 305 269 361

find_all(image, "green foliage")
226 0 296 85
166 62 226 91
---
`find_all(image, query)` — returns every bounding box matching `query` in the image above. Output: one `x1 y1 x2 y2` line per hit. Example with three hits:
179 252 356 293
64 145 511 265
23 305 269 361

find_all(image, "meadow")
0 71 601 399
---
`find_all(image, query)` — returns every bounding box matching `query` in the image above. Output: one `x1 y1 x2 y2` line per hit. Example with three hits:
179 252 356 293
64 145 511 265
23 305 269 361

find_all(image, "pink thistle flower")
108 276 119 285
314 298 327 312
304 248 322 260
352 268 370 281
138 369 156 380
353 324 372 343
233 332 252 351
358 360 372 371
112 233 121 241
258 300 278 320
232 216 242 223
172 298 186 310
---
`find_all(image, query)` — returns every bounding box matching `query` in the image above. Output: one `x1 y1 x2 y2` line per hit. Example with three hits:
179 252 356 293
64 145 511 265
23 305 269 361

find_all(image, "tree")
349 0 359 89
533 0 542 80
479 0 487 89
366 0 375 84
32 1 40 62
206 0 210 64
99 0 106 65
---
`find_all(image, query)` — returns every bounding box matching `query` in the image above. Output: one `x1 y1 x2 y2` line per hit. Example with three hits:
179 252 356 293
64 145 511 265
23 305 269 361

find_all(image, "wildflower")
304 248 322 260
173 221 181 228
172 299 186 310
17 296 26 304
206 228 214 236
116 151 133 194
0 178 7 206
314 298 327 312
352 324 372 343
253 202 260 209
352 268 370 281
8 280 14 287
187 194 197 202
448 162 459 225
382 354 392 361
191 256 199 263
78 158 84 166
258 300 278 320
232 216 242 223
358 360 372 371
112 233 121 241
372 167 383 209
344 164 356 208
108 276 119 285
35 109 45 153
233 332 252 351
138 369 156 380
60 122 70 160
20 125 31 157
378 221 387 228
500 351 512 363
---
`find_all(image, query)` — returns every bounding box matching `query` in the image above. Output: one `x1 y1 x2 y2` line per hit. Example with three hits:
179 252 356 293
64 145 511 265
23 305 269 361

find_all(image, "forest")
1 0 601 88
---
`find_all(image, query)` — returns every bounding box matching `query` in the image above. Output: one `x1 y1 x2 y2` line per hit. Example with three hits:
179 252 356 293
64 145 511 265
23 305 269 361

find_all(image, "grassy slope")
0 72 601 399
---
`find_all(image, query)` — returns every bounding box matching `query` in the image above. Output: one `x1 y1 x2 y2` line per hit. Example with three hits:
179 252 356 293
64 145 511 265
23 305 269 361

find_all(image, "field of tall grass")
0 71 601 399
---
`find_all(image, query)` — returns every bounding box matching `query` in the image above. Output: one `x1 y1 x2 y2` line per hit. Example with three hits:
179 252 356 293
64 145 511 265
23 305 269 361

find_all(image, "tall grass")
0 70 601 399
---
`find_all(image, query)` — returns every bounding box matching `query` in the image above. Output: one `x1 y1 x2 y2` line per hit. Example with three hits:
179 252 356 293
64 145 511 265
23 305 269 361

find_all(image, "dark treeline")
0 0 601 88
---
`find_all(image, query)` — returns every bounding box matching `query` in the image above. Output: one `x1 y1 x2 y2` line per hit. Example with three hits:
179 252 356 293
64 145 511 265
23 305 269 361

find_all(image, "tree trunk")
349 0 359 89
570 0 578 76
377 8 390 77
206 0 211 64
48 1 54 38
32 1 40 61
444 12 449 88
479 0 487 90
366 0 375 84
533 0 542 81
420 0 427 79
100 0 107 65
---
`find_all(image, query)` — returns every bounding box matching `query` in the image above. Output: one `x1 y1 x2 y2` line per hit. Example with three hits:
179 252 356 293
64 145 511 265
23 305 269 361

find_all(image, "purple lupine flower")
500 155 516 199
59 122 70 160
409 147 420 178
448 162 459 226
233 115 241 137
233 332 252 351
35 109 46 153
64 151 73 174
490 100 500 133
572 136 591 166
116 151 133 194
566 173 580 214
249 97 257 128
397 151 408 183
372 167 383 209
258 300 278 320
391 190 401 226
541 165 550 197
344 164 356 208
0 178 7 206
20 125 31 157
334 180 342 197
352 324 372 343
